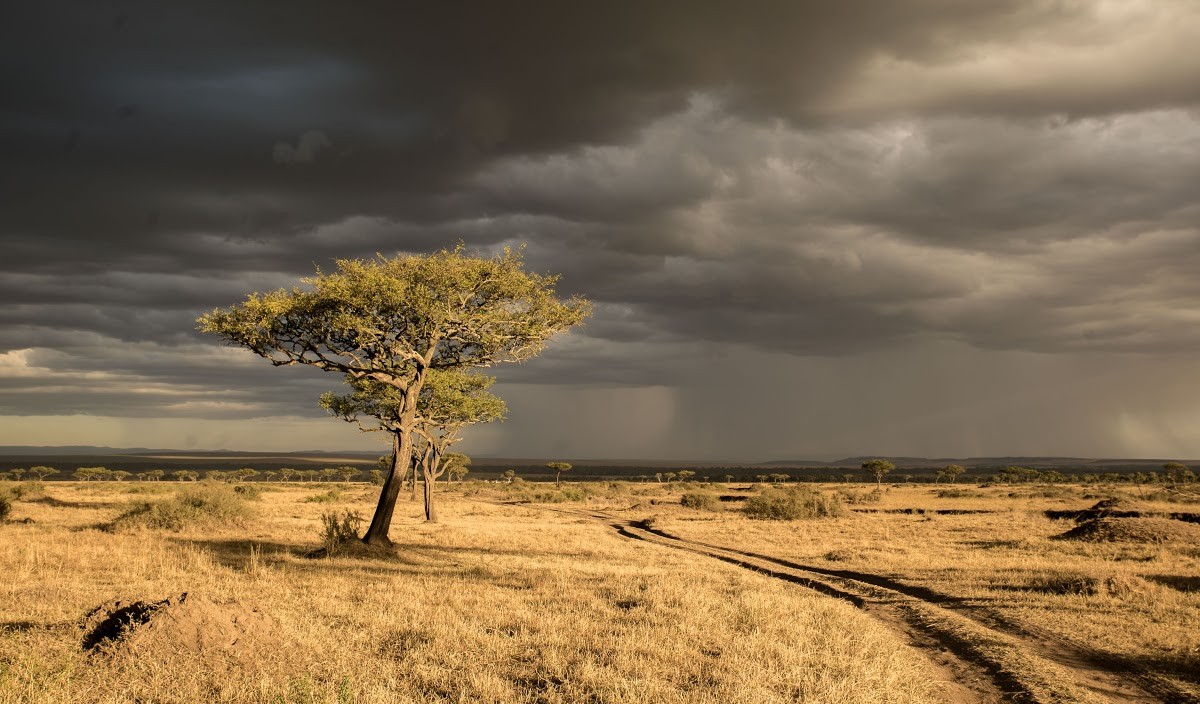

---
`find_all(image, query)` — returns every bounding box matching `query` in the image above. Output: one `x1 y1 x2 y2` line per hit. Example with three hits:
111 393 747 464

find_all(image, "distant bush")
305 489 342 503
530 488 587 503
743 488 845 520
0 493 11 521
680 492 723 512
233 484 264 500
838 487 884 505
936 488 978 499
108 485 251 532
6 482 46 501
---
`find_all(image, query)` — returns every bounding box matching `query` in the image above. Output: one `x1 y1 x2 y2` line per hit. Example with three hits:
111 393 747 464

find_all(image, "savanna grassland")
0 478 1197 704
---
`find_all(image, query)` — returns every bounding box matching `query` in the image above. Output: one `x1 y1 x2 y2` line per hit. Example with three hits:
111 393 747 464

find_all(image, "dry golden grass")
640 482 1200 701
1 482 941 704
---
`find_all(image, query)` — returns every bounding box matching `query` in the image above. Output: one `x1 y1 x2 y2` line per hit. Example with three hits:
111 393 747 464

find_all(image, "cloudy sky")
3 1 1199 461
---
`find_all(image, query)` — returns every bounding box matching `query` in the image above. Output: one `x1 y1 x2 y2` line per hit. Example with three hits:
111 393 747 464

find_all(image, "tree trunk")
410 454 420 501
363 430 408 546
423 465 437 522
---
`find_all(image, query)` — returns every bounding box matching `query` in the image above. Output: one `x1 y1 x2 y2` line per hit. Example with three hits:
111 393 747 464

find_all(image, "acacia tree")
199 246 589 545
862 459 894 487
547 461 572 488
940 464 966 484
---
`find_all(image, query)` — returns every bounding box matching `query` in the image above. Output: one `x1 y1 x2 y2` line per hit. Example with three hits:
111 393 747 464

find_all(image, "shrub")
7 482 46 501
838 487 884 505
305 489 342 503
530 488 587 503
320 510 364 556
680 492 723 512
743 487 845 520
233 484 264 500
0 493 11 521
108 485 251 531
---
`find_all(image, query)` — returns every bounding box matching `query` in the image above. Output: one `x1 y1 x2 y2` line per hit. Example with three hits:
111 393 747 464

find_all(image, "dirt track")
520 504 1196 704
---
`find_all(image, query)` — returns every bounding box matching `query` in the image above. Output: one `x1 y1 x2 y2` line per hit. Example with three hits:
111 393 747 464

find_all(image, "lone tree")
200 246 588 544
547 461 572 488
940 464 966 484
862 459 895 487
1164 462 1193 489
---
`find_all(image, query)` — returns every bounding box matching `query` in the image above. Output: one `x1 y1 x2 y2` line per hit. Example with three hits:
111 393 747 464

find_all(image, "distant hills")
0 447 1192 475
760 456 1196 469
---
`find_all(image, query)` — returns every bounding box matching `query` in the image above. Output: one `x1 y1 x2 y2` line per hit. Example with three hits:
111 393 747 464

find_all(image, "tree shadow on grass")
170 536 574 584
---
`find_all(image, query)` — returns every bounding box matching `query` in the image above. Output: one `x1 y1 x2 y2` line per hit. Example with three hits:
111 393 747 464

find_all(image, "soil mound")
81 592 277 655
1054 517 1200 544
1078 497 1144 520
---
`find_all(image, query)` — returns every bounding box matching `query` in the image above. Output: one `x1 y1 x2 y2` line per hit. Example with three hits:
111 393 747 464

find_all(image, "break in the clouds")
2 1 1199 459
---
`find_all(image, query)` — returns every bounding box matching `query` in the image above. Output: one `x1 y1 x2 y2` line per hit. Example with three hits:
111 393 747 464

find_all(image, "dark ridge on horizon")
1 447 1195 469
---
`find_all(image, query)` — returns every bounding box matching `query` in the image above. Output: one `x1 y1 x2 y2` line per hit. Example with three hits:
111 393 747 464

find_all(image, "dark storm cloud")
3 0 1200 435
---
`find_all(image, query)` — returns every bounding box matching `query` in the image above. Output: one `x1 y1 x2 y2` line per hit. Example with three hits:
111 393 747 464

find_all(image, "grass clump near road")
107 484 252 532
679 491 723 512
744 487 845 520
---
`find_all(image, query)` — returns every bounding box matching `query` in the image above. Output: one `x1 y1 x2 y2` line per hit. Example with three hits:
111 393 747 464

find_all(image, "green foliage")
0 493 11 520
680 492 723 512
306 489 342 503
320 510 365 555
743 487 846 521
861 459 895 485
109 485 251 532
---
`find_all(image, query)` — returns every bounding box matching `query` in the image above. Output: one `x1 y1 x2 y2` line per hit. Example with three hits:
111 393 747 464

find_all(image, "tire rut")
518 503 1191 704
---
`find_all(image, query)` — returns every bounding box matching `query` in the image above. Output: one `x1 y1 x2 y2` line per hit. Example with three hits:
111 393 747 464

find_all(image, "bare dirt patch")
1055 517 1200 544
81 592 277 656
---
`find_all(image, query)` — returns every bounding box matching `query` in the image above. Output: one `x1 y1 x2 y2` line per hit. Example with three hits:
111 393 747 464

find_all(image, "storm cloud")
2 1 1199 459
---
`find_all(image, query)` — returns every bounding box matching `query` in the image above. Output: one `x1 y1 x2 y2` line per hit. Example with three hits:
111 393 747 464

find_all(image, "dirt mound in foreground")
1055 517 1200 544
81 593 277 655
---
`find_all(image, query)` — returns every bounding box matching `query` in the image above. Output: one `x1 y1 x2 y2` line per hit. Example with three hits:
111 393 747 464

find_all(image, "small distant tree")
172 470 199 481
901 474 912 484
74 467 108 481
233 468 258 482
1164 462 1193 489
503 469 516 484
770 473 788 484
756 474 768 484
654 472 663 483
862 459 894 487
547 461 572 488
447 462 470 483
145 469 165 481
941 464 966 484
369 469 385 485
11 469 26 481
664 472 677 483
336 466 359 483
724 474 735 483
265 470 278 482
29 466 58 481
677 469 696 483
111 470 132 482
279 467 297 483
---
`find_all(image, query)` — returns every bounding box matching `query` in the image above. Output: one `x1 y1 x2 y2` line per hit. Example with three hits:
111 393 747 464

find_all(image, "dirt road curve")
522 504 1195 704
